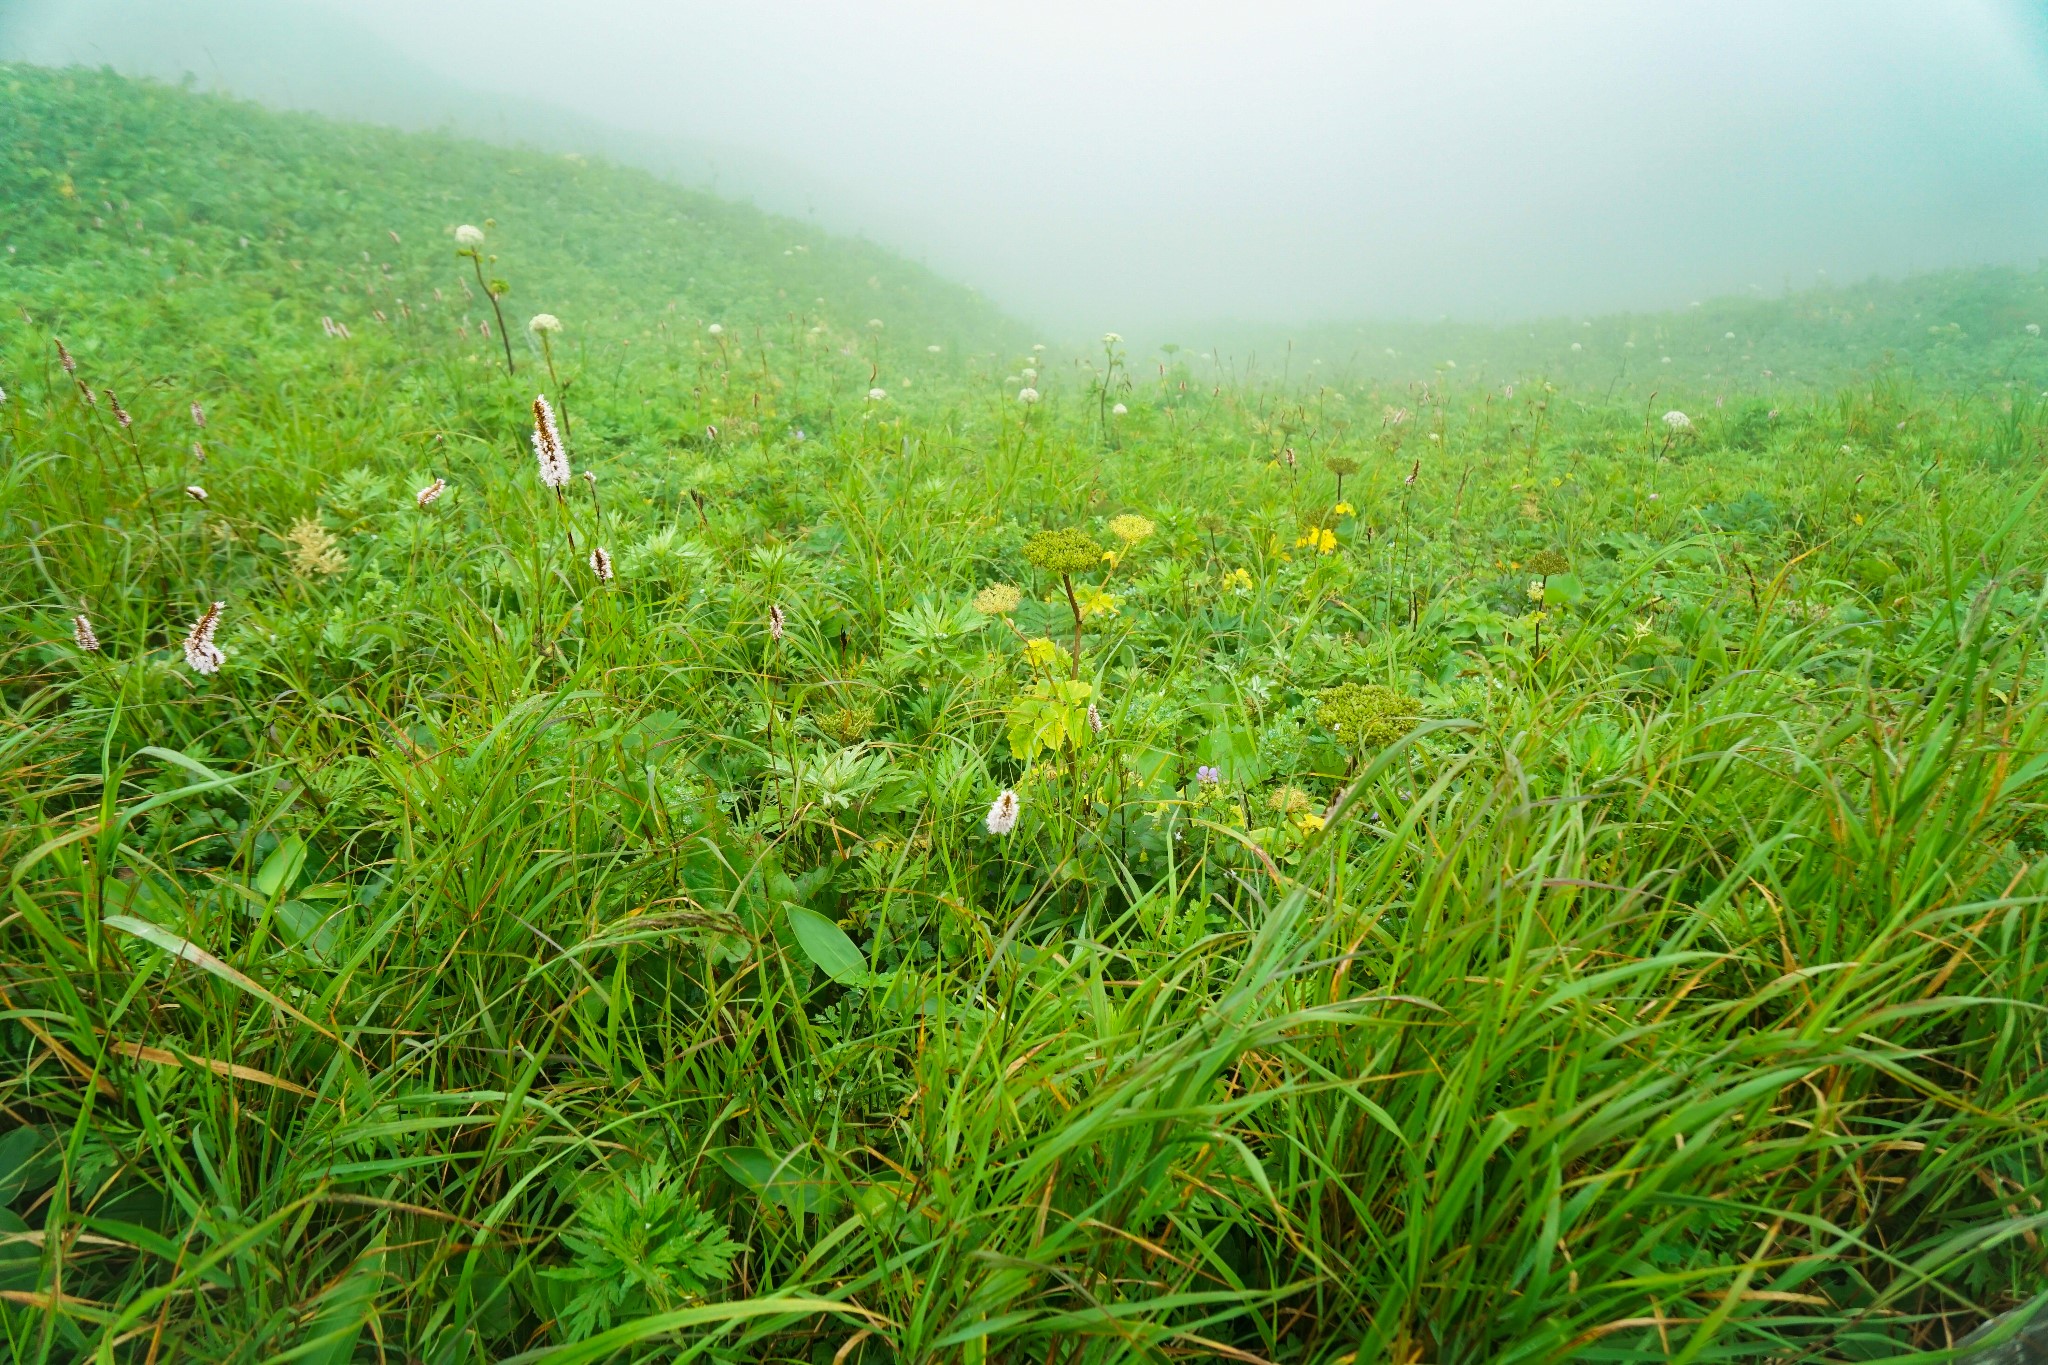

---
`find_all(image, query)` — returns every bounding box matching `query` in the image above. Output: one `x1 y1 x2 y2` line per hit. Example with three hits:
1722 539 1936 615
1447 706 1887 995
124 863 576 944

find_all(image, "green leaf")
785 904 866 984
255 835 306 899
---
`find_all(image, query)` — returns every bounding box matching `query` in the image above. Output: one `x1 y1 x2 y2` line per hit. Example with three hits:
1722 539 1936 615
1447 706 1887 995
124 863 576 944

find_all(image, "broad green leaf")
786 904 866 984
255 835 306 899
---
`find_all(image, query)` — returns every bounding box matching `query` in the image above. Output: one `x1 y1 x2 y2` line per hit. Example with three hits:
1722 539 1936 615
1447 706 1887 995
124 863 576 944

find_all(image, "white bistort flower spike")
532 395 571 489
589 546 614 582
73 613 100 653
183 601 226 675
185 485 208 501
416 477 447 508
986 789 1020 836
769 604 786 641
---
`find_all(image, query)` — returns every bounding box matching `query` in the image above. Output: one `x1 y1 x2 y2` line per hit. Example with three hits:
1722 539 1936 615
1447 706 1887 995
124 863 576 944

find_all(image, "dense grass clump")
4 64 2048 1363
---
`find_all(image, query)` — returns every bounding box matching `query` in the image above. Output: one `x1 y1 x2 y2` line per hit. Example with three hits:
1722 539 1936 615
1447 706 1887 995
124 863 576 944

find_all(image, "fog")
6 0 2047 337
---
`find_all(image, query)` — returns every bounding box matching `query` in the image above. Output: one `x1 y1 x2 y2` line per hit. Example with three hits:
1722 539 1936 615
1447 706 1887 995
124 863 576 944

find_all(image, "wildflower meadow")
5 65 2048 1363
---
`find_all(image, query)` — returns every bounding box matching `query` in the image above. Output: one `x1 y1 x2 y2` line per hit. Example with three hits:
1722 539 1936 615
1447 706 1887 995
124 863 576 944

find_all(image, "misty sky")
7 0 2048 334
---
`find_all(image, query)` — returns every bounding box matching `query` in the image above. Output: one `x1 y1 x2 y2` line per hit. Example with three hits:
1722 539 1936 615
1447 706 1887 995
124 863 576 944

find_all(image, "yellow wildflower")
1295 813 1326 834
1223 567 1254 594
1333 501 1355 517
1293 527 1338 555
1077 588 1120 619
1023 638 1063 668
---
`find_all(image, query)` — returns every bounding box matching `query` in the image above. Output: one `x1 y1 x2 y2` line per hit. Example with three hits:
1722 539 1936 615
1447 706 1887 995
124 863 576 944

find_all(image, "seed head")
454 224 485 248
985 789 1020 836
415 477 447 508
972 584 1023 615
1526 548 1570 577
1021 528 1104 576
190 401 206 428
589 546 614 582
55 338 76 373
532 395 571 489
73 613 100 652
528 313 563 336
1325 455 1359 478
183 601 226 675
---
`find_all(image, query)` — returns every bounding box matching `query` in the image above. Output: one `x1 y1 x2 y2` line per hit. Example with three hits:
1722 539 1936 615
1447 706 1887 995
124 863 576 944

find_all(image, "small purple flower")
1196 765 1221 785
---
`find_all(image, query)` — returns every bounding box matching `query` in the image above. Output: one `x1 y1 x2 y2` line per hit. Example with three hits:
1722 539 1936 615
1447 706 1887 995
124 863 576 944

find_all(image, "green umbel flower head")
1315 682 1421 749
1022 528 1106 576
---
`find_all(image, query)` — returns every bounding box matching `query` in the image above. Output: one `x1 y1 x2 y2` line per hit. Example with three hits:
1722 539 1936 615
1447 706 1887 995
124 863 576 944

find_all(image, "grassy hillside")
1169 265 2048 399
5 65 2048 1363
1 65 1017 376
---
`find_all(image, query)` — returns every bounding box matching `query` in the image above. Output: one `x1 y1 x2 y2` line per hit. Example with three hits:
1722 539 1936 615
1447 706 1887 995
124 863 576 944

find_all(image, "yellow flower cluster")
1333 501 1356 517
1294 527 1338 555
1023 637 1063 668
1223 567 1254 594
1107 513 1155 544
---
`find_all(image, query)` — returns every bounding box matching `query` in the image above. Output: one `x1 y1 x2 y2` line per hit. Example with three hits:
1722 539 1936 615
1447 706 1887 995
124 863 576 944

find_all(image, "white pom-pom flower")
454 224 485 247
986 789 1020 836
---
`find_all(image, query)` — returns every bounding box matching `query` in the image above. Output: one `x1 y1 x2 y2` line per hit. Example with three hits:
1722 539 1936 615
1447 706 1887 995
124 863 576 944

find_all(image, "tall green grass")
3 63 2048 1363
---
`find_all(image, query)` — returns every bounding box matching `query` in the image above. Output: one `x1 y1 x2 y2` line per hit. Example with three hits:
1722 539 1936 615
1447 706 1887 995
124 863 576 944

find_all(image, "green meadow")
5 65 2048 1362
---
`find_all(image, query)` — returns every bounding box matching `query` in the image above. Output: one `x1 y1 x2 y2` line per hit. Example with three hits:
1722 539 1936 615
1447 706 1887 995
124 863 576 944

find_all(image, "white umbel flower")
454 224 485 247
532 395 571 489
867 387 888 402
528 313 562 335
73 613 100 652
986 789 1020 836
1661 410 1692 432
1111 402 1127 416
183 601 226 675
707 323 724 336
589 546 614 582
415 477 447 508
1017 387 1040 405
